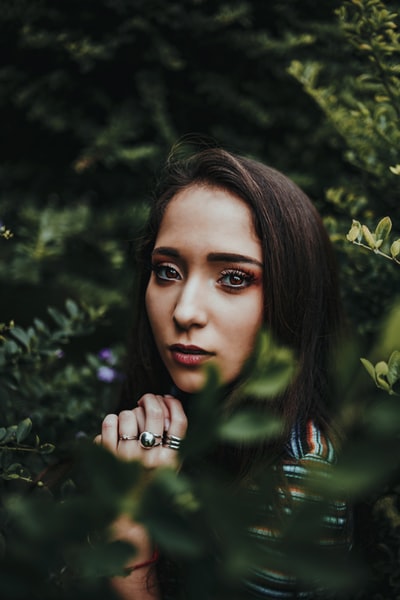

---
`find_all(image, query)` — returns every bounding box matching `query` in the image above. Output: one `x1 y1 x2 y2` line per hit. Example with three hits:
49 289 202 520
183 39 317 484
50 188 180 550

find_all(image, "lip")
169 344 214 366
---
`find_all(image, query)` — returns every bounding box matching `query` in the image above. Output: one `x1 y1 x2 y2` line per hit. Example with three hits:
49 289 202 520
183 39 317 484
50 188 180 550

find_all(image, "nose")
173 278 208 330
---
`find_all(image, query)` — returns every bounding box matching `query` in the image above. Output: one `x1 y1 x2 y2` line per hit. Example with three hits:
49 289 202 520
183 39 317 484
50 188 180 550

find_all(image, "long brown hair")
120 144 342 473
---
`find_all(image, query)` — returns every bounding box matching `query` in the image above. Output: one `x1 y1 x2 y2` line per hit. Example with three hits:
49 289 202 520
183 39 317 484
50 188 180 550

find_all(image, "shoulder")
285 419 336 465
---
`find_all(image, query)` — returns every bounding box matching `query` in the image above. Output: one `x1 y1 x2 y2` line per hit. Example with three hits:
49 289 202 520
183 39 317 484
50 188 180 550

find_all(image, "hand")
93 393 187 590
94 394 188 469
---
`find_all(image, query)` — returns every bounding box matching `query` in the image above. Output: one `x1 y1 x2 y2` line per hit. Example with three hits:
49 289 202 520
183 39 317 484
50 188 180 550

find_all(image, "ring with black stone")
139 431 162 449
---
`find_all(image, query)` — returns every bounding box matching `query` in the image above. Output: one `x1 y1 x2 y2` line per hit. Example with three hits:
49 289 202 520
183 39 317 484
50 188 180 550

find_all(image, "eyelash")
151 263 256 290
151 263 181 281
218 269 256 290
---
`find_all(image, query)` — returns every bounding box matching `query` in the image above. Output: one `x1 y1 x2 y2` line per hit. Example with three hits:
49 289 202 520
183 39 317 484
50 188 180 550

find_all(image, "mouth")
170 344 210 354
169 344 214 366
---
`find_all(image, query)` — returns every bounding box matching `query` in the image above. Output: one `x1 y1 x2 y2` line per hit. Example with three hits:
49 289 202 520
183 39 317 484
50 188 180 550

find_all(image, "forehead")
156 185 261 258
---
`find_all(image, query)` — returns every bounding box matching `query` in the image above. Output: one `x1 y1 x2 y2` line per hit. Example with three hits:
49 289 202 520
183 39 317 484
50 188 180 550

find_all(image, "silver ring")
139 431 162 449
119 435 138 441
162 432 182 451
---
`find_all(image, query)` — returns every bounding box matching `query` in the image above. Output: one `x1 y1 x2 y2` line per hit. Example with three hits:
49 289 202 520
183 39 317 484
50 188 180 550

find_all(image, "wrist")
124 546 159 574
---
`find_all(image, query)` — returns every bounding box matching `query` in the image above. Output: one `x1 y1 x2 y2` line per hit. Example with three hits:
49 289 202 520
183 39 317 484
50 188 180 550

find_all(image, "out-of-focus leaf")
16 418 32 443
387 351 400 386
218 410 282 442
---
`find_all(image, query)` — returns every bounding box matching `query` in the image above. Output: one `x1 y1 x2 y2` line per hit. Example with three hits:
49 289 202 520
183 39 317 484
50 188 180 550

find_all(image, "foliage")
1 0 400 598
347 216 400 263
289 0 400 337
0 0 350 334
288 1 400 597
360 350 400 395
0 328 300 600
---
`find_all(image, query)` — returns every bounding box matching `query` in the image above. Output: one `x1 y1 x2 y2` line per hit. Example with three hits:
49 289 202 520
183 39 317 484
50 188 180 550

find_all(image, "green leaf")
375 216 392 242
65 298 79 318
39 443 55 454
47 306 68 328
360 358 376 383
3 425 18 443
33 318 49 335
219 411 282 442
16 418 32 443
387 351 400 386
362 225 376 249
0 427 7 443
375 361 389 376
10 327 31 350
389 164 400 175
244 361 294 397
390 239 400 258
346 220 362 242
375 361 390 391
70 540 136 579
4 339 20 357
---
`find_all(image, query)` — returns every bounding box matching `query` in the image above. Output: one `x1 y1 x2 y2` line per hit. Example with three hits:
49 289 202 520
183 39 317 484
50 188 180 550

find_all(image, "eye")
219 269 255 289
152 263 181 281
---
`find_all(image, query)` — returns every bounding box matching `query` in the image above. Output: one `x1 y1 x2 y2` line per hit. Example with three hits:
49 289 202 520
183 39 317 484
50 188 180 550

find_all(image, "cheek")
145 281 172 345
223 298 264 358
145 284 158 333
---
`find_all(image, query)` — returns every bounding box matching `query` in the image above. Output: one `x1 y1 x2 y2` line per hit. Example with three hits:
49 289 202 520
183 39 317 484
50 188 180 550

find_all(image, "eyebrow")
151 247 263 268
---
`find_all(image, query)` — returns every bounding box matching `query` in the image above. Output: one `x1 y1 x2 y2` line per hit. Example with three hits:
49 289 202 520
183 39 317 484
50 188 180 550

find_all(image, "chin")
171 374 207 395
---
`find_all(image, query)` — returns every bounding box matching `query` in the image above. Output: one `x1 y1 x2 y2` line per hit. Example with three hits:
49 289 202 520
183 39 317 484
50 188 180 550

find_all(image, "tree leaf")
47 307 68 328
390 239 400 258
374 216 392 242
360 358 376 384
16 418 32 443
66 299 79 318
362 225 376 249
10 327 31 350
218 411 282 442
375 361 390 391
387 351 400 386
39 443 55 454
3 425 18 443
346 220 362 242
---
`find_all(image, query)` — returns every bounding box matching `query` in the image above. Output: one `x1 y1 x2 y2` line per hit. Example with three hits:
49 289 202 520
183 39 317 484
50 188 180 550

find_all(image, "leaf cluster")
361 350 400 394
347 216 400 262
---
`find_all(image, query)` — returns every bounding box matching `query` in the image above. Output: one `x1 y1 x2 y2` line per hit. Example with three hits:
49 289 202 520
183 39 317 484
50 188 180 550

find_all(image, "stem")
352 240 400 264
0 445 41 453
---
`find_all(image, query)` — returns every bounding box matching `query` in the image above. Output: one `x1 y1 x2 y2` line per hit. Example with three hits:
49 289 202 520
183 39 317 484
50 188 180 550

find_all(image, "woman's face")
145 184 264 393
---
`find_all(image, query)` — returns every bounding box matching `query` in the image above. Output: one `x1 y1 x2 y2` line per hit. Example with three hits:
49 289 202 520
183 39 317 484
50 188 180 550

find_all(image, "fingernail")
165 418 170 431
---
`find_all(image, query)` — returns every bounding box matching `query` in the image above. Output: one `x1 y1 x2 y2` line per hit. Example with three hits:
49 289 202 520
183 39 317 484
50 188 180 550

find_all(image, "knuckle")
119 410 134 423
175 413 188 429
146 404 164 420
140 393 157 403
102 413 117 428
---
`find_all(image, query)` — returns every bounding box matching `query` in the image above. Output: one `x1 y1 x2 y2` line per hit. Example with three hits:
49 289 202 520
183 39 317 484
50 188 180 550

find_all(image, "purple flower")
55 349 65 359
98 348 116 365
97 365 117 383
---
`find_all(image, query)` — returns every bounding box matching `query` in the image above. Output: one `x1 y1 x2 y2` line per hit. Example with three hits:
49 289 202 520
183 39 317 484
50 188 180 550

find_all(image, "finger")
94 434 101 445
162 396 188 439
137 394 170 431
158 394 171 431
101 413 119 452
137 394 165 449
161 396 187 457
134 405 145 434
117 410 139 459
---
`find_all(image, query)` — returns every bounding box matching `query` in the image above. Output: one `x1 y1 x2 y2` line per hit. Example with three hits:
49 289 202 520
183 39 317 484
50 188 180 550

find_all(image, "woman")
96 146 351 599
